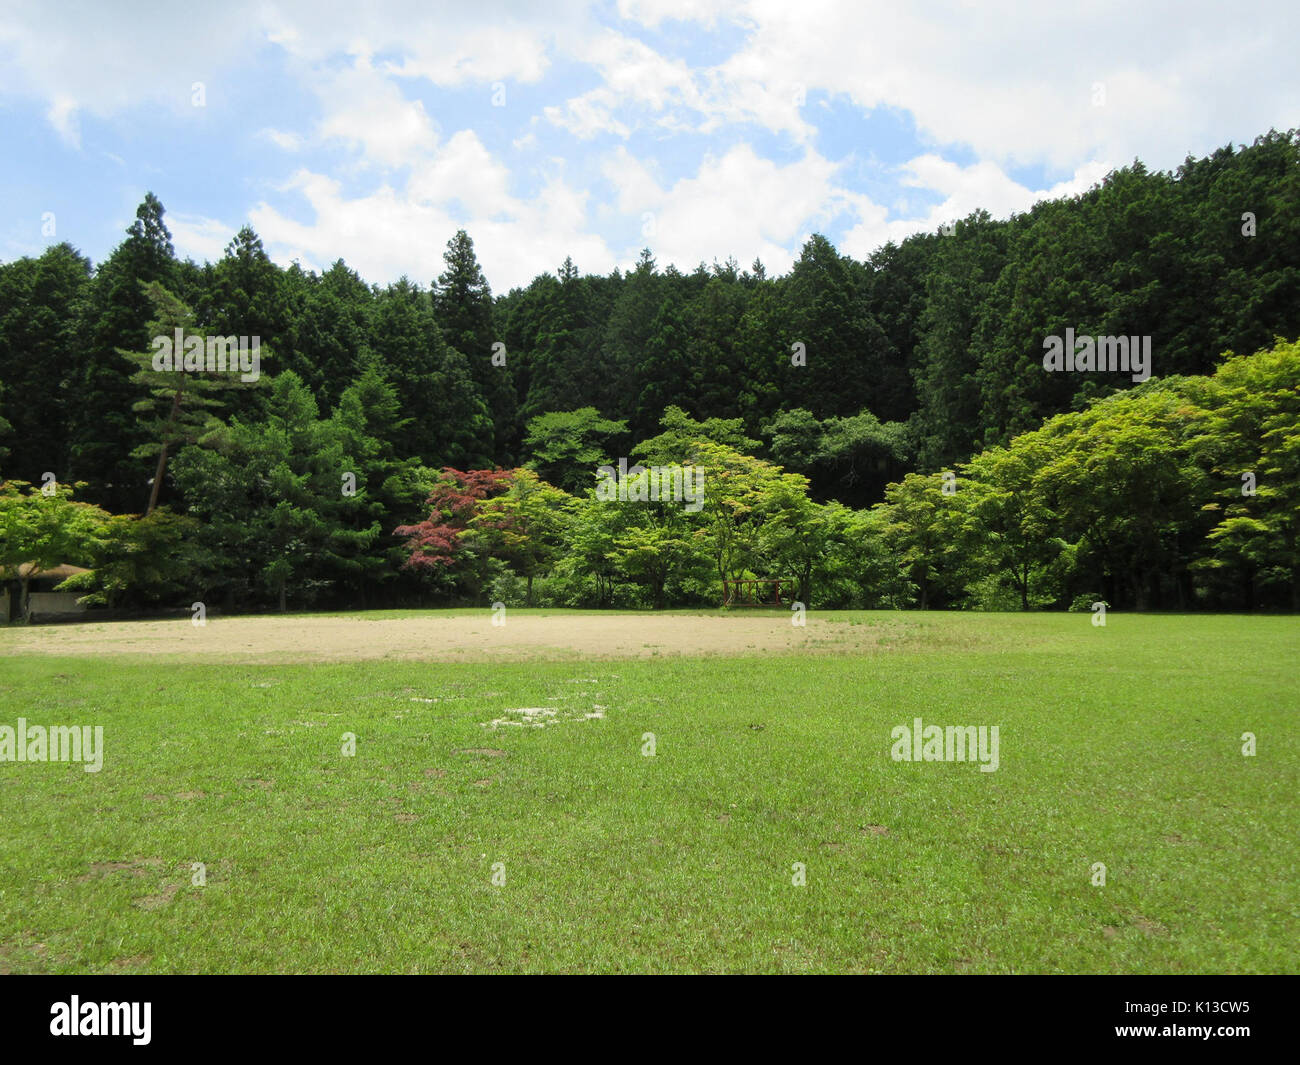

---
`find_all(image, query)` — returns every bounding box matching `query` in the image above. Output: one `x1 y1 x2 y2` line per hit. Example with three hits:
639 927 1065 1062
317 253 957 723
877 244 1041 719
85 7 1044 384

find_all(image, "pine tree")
434 230 515 461
69 193 176 512
121 282 263 514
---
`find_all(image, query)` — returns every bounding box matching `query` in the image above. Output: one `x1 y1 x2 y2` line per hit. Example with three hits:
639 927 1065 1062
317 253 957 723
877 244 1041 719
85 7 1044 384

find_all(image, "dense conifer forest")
2 130 1297 616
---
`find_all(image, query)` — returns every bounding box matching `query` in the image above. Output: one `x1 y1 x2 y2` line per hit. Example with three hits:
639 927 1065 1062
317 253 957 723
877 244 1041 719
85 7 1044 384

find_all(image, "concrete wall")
28 592 87 614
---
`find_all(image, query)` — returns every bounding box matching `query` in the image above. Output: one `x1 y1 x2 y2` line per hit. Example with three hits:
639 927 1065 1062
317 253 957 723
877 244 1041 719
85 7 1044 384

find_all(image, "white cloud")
0 1 581 146
259 1 575 84
602 143 857 272
0 3 260 141
839 156 1115 259
616 0 746 29
4 0 1295 177
408 130 513 217
601 140 1120 272
545 91 632 140
170 214 238 264
313 55 439 166
46 96 79 148
545 29 712 139
260 128 305 151
4 0 1295 291
380 25 553 86
250 145 617 291
545 26 811 142
559 1 1300 173
704 0 1300 171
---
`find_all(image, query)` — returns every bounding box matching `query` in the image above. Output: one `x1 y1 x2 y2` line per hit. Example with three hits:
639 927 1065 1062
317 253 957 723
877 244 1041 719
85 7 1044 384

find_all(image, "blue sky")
1 0 1296 291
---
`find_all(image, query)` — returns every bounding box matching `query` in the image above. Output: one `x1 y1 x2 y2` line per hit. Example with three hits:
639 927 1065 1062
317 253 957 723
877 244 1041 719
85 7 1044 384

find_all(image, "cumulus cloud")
0 1 578 144
598 140 1118 273
0 2 260 139
170 213 239 264
545 29 712 139
313 54 439 166
249 143 617 291
601 142 859 272
695 0 1300 171
2 0 1294 289
840 156 1115 259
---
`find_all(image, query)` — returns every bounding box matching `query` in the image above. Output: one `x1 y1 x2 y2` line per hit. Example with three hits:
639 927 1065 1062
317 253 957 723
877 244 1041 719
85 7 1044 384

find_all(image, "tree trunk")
146 440 169 516
147 380 185 515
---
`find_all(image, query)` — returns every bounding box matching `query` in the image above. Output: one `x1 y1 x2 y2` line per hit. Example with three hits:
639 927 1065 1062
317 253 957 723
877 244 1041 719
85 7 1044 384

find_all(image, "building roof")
16 562 91 579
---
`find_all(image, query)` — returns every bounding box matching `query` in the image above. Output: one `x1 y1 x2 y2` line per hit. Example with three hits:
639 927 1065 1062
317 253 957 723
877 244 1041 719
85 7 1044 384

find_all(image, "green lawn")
0 611 1295 973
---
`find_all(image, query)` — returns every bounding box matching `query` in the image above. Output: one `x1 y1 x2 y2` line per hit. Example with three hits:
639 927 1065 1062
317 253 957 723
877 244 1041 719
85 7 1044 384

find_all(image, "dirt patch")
1133 916 1169 937
861 825 890 836
134 883 180 911
109 955 152 971
0 612 875 663
78 858 165 882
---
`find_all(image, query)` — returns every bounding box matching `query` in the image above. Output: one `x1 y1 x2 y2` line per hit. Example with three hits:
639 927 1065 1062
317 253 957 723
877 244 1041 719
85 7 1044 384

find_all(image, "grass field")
0 610 1296 973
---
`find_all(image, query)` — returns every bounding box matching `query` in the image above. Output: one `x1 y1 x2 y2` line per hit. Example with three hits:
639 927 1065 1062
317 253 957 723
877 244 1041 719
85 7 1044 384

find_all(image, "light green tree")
0 481 110 621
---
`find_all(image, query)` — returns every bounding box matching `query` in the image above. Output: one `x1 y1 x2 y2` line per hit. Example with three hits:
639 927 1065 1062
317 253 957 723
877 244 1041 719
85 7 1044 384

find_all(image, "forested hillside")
1 129 1297 615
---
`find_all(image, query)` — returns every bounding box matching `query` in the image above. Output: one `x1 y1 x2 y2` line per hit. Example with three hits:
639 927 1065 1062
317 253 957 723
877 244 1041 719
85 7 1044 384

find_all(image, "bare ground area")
0 611 882 663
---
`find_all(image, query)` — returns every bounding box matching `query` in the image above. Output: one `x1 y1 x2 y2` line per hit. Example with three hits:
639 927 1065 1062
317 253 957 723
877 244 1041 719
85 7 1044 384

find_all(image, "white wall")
27 592 87 614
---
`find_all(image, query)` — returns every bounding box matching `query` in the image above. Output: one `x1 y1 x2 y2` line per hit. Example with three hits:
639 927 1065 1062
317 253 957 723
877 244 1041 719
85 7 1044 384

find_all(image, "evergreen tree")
434 230 514 461
521 257 593 421
633 292 693 440
0 243 92 484
68 193 176 512
369 278 492 468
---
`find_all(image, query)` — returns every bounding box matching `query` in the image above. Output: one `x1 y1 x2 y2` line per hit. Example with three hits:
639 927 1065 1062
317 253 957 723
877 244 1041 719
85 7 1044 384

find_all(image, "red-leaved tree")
395 468 514 569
